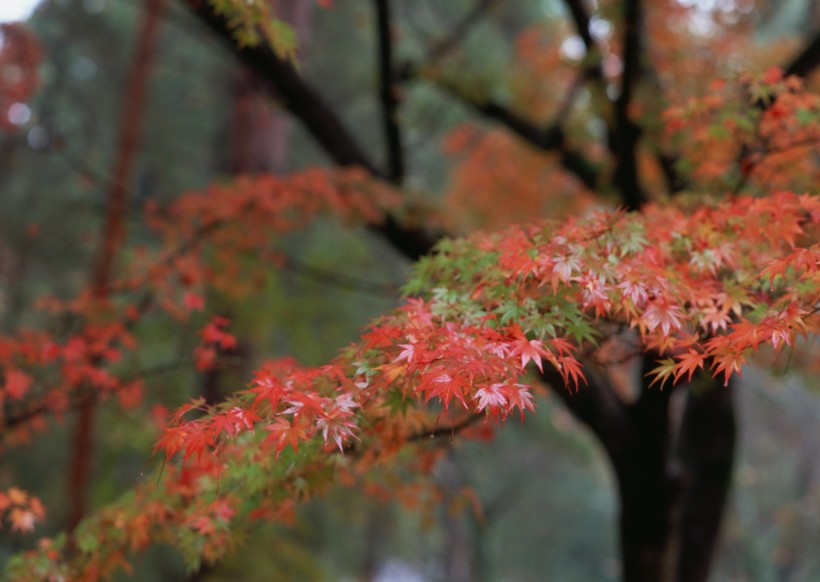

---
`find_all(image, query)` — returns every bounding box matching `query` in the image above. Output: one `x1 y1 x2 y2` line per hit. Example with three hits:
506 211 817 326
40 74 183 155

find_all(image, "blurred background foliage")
0 0 818 580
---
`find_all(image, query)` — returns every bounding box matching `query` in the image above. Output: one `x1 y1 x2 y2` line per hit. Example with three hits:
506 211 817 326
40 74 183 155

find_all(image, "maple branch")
398 0 498 81
373 0 404 183
280 253 399 296
407 412 484 443
183 2 379 174
396 1 600 191
2 358 186 435
732 33 820 194
181 1 438 260
339 412 483 456
436 81 599 190
611 0 647 210
564 0 595 52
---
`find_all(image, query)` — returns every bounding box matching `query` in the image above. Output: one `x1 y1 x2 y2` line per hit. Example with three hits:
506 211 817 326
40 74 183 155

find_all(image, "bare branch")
399 0 498 81
407 412 484 442
183 0 381 175
374 0 404 183
437 81 599 190
182 1 440 259
280 253 399 296
611 0 647 210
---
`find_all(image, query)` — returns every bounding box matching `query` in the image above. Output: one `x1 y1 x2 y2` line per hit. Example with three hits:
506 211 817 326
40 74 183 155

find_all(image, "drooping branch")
183 1 380 175
182 1 439 260
374 0 404 183
611 0 647 210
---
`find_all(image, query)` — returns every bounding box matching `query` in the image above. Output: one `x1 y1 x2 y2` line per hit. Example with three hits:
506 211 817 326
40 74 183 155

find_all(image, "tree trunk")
613 356 679 581
610 372 735 582
560 356 736 582
675 379 736 582
66 0 167 534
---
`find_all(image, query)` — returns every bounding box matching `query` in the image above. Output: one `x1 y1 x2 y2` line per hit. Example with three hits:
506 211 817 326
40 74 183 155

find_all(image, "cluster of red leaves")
193 316 237 372
156 356 360 463
442 126 596 231
0 320 139 442
469 192 818 387
0 168 400 564
5 183 817 579
152 191 818 474
0 167 397 433
664 70 820 191
135 167 401 306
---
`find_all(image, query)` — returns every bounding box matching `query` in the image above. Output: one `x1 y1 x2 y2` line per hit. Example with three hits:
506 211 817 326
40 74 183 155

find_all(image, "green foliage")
209 0 297 62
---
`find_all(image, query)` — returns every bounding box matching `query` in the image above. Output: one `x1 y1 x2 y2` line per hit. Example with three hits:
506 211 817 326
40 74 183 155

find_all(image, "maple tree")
0 0 819 581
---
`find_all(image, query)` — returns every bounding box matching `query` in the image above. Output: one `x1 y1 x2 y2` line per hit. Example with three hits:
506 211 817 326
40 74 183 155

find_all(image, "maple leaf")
245 371 288 411
474 383 507 413
673 349 706 382
263 418 309 458
550 254 581 291
648 358 677 390
712 350 748 386
558 356 586 390
640 301 685 336
210 407 257 439
181 422 217 463
507 326 549 372
505 384 536 421
394 342 417 364
422 372 470 410
153 426 188 462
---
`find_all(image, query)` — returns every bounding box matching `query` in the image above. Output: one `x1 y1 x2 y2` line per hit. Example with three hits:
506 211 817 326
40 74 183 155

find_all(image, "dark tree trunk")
675 379 736 582
551 357 736 582
612 356 679 581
